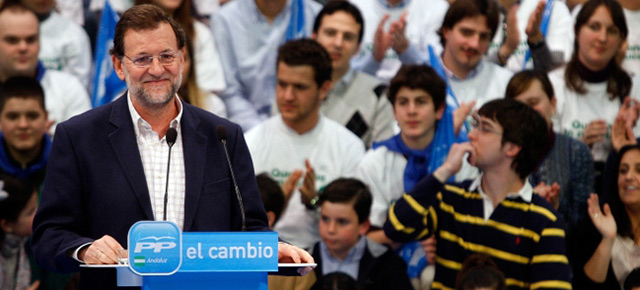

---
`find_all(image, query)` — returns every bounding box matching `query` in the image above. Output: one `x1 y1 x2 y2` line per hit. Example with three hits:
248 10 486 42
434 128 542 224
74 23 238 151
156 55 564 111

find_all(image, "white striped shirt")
127 94 186 230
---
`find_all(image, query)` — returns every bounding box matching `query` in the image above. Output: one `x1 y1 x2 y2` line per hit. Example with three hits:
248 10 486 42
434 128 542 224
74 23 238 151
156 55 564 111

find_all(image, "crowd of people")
0 0 640 289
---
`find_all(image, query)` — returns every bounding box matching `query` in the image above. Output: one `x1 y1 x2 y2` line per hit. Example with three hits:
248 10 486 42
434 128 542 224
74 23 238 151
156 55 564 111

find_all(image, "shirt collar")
321 235 367 263
469 173 533 203
331 69 356 96
127 92 184 138
440 55 483 81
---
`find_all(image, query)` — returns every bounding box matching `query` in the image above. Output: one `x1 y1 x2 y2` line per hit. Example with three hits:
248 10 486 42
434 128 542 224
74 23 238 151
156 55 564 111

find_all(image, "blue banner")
91 0 126 108
127 221 278 275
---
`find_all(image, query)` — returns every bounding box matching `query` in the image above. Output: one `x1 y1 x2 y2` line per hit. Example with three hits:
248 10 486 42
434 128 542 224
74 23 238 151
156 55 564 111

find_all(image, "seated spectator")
349 0 450 81
311 178 412 290
487 0 573 72
549 0 640 192
0 76 50 187
178 40 227 117
455 254 506 290
257 173 316 290
212 0 321 130
256 173 285 229
384 99 571 289
355 64 476 285
433 0 513 110
16 0 93 88
0 2 91 134
0 176 39 290
245 39 365 250
626 268 640 290
312 1 394 148
581 144 640 289
505 70 594 231
135 0 226 93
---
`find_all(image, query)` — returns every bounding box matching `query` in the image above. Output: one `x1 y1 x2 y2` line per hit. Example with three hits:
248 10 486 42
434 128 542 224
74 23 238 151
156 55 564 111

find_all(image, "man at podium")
31 4 312 289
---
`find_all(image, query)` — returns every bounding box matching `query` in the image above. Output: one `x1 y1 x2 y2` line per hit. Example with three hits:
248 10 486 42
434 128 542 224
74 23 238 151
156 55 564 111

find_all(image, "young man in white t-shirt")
245 39 365 249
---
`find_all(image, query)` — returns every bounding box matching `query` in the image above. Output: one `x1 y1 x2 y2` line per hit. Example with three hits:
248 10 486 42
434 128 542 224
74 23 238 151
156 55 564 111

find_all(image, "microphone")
216 125 246 231
163 127 178 221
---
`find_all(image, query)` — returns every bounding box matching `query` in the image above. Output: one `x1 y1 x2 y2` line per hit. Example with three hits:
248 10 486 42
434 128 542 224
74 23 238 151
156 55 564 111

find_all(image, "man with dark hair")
0 76 49 186
435 0 513 110
0 2 90 134
246 39 365 250
312 1 394 149
311 178 412 289
31 5 312 289
384 99 572 289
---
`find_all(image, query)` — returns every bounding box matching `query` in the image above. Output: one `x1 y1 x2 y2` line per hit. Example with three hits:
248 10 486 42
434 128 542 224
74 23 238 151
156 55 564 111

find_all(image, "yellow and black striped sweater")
383 175 572 290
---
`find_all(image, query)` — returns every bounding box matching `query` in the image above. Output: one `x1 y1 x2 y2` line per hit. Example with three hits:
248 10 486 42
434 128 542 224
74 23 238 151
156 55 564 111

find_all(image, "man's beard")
124 66 182 109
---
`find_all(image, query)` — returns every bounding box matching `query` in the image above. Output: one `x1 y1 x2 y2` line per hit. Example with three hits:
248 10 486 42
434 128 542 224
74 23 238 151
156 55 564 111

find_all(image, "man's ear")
436 104 446 121
318 80 332 102
112 55 126 81
0 219 12 233
358 219 371 236
266 211 276 229
503 141 522 158
311 32 317 40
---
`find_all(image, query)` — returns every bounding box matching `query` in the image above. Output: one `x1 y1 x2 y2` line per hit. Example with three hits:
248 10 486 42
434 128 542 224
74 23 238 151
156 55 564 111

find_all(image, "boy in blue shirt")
311 178 412 289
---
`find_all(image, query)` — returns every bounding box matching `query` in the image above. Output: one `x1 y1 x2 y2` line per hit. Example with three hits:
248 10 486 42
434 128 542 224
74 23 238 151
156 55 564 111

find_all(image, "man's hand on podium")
277 242 315 275
79 235 126 264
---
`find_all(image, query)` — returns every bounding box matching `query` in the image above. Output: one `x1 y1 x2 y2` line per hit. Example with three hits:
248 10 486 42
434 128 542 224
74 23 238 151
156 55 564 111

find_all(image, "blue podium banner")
127 221 278 276
180 232 278 272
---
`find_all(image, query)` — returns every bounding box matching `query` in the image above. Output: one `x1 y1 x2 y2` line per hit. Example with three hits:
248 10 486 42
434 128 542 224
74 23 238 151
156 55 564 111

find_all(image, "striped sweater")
383 175 572 290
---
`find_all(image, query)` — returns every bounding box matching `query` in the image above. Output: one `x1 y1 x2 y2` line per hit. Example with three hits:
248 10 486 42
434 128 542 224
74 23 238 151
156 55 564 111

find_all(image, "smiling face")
312 11 361 77
618 149 640 209
394 87 445 149
319 201 369 260
577 5 623 71
0 97 48 156
441 15 492 77
113 23 184 110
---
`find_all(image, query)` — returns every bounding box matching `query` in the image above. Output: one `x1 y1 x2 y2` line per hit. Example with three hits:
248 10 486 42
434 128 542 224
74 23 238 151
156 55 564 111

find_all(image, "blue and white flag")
91 0 126 108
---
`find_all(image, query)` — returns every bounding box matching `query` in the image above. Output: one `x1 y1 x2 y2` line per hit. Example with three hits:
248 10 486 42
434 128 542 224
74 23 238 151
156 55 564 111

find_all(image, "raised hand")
587 193 617 240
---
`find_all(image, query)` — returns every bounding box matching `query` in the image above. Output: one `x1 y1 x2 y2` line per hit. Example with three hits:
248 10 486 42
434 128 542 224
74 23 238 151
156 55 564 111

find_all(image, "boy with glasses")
384 99 572 289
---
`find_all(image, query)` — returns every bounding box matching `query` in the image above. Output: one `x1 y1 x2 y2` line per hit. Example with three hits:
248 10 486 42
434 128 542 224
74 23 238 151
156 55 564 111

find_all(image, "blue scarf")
0 133 51 180
374 109 465 190
285 0 307 41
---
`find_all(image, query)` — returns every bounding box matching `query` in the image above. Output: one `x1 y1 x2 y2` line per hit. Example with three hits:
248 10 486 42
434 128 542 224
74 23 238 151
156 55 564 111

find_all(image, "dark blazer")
31 96 268 289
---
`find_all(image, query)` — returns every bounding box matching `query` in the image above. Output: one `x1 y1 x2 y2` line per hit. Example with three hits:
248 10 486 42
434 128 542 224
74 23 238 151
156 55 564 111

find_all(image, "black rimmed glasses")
470 111 503 135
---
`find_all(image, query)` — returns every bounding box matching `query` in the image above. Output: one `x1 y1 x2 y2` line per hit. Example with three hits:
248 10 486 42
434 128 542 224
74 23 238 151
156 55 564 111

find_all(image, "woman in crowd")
548 0 640 191
505 70 594 231
135 0 226 94
583 144 640 289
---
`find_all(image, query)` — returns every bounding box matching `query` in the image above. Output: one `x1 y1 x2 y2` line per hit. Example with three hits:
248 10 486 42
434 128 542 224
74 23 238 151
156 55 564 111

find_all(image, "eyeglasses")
470 112 502 135
124 51 180 67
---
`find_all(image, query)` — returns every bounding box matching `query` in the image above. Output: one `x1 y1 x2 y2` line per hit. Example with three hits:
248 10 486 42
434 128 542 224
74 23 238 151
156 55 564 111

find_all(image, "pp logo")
128 221 182 275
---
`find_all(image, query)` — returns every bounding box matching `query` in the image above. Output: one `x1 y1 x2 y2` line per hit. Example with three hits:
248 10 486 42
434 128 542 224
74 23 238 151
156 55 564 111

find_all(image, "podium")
84 221 312 289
